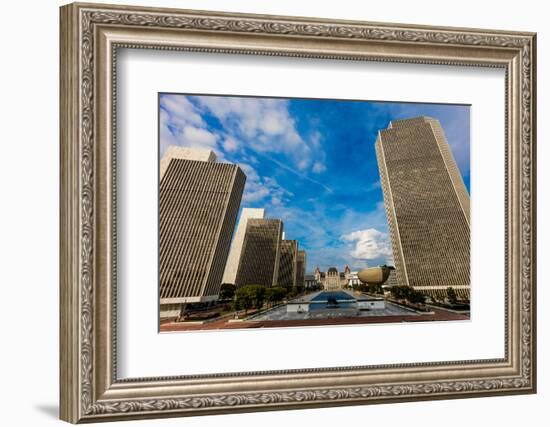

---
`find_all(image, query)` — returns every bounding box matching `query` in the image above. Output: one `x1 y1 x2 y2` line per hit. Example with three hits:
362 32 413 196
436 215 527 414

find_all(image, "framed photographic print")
59 2 537 423
157 94 472 332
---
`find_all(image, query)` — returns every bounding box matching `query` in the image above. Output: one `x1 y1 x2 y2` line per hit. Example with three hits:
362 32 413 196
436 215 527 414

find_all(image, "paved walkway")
160 306 469 332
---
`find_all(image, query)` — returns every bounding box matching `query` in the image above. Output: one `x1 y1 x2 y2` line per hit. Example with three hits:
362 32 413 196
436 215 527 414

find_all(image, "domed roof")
357 266 391 285
327 267 338 274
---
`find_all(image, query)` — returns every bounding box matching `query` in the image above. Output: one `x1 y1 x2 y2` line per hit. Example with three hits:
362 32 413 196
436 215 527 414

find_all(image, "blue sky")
160 94 470 273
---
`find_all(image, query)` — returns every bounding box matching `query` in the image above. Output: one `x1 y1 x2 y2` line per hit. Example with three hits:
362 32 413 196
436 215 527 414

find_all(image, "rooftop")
160 146 217 179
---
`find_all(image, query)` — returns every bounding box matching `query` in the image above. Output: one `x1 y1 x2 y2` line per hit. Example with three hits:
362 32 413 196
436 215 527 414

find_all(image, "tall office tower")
234 219 283 288
159 146 217 180
277 240 298 288
222 208 266 285
159 146 246 319
375 116 470 301
296 250 306 287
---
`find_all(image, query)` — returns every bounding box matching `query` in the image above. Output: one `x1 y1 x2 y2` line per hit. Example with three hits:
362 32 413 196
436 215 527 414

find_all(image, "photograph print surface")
158 93 471 332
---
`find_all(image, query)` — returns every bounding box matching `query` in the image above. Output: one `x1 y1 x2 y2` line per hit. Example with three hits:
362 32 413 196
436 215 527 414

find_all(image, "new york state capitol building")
313 266 355 290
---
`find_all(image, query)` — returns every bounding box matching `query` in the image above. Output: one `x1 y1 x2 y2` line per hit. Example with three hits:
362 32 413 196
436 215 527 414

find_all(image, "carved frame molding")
60 2 536 423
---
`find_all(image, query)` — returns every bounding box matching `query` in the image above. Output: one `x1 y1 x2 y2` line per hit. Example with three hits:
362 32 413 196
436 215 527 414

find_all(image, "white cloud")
312 161 326 174
339 202 388 235
341 228 393 262
239 162 292 205
159 108 180 153
297 158 309 171
161 94 333 190
160 95 205 128
222 136 239 152
243 185 270 202
262 110 289 135
159 95 219 157
238 162 259 181
271 195 283 206
180 126 217 148
308 131 327 174
194 96 322 173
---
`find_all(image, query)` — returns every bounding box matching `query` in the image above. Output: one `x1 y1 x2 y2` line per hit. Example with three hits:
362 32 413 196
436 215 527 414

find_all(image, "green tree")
390 285 410 300
265 287 287 306
446 287 458 305
264 288 275 306
409 289 426 304
232 290 251 313
367 283 383 295
308 283 321 292
219 283 236 301
286 287 299 299
233 285 266 313
356 283 368 292
390 286 425 304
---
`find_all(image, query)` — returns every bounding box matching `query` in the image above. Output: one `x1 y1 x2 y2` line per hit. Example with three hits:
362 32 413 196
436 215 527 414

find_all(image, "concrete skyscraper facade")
278 240 298 288
159 147 246 319
234 219 283 288
159 146 217 180
222 208 266 285
296 250 306 287
375 116 470 300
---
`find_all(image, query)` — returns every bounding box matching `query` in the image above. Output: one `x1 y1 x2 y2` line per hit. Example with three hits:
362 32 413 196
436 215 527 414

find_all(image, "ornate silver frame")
59 2 537 423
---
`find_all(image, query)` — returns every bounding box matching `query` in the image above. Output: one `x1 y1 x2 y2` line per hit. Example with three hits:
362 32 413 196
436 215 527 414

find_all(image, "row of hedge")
225 284 305 313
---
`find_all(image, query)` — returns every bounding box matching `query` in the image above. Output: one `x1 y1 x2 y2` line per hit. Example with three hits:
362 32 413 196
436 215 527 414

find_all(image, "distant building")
235 219 283 288
325 267 339 290
278 240 298 288
159 147 246 319
376 116 470 300
304 274 318 289
222 208 265 285
317 270 326 287
385 267 399 288
347 271 361 288
296 250 306 287
314 266 350 290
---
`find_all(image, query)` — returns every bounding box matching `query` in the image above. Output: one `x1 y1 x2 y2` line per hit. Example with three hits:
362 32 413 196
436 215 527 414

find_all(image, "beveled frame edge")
59 2 536 423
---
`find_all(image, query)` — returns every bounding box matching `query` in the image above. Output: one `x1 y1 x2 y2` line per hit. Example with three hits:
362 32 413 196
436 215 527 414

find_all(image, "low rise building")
314 266 351 290
235 219 283 288
304 274 318 289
